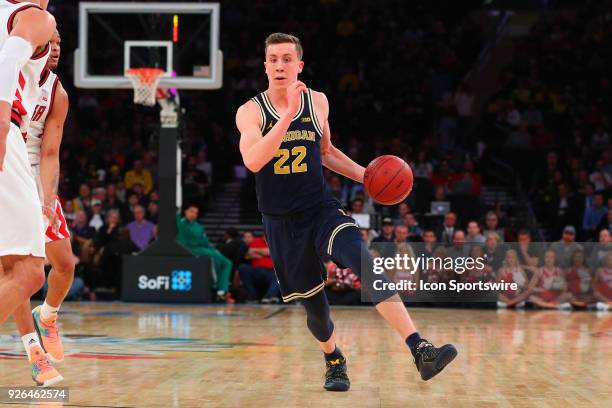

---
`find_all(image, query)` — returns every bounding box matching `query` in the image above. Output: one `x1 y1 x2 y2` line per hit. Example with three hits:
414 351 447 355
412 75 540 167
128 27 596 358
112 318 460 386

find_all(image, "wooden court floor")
0 303 610 408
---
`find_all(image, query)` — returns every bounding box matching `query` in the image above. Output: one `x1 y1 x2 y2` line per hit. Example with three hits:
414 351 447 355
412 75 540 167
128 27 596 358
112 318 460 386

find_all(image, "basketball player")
12 28 71 386
235 33 457 391
0 0 58 386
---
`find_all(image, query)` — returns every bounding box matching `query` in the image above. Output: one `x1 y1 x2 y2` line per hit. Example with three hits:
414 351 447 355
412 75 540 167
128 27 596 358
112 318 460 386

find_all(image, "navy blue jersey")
250 89 330 215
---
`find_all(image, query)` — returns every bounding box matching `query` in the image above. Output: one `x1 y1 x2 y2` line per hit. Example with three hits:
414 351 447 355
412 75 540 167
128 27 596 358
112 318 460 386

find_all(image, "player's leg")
198 248 233 301
32 238 74 363
13 300 63 386
327 226 458 381
301 290 350 391
262 213 349 391
0 255 45 324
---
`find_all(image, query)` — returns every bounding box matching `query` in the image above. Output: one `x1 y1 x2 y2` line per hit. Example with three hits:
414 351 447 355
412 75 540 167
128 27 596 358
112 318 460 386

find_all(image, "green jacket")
176 214 212 249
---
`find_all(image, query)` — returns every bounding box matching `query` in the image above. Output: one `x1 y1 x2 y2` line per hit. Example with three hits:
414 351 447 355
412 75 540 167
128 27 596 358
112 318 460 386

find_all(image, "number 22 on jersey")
273 146 308 175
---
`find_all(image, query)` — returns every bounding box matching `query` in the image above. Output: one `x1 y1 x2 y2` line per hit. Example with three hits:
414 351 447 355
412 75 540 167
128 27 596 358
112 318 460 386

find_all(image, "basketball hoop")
125 68 165 106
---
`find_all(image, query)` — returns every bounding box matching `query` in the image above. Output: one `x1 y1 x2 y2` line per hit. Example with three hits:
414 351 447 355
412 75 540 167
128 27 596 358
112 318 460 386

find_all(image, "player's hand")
286 81 307 118
43 202 59 234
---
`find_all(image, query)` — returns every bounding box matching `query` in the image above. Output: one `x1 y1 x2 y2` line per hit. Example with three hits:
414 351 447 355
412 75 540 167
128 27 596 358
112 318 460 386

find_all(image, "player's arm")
0 8 55 170
236 81 306 173
315 91 365 183
39 81 68 214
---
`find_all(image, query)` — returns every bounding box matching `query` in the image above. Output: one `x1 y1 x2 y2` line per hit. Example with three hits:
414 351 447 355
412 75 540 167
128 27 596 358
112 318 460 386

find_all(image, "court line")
263 307 287 319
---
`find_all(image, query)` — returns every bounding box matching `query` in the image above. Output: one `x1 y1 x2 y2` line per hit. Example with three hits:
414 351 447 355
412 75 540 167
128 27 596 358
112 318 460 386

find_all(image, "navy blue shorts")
263 201 360 302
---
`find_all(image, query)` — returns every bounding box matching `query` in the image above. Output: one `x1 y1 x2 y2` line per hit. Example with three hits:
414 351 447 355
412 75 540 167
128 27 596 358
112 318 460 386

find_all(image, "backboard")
74 2 222 90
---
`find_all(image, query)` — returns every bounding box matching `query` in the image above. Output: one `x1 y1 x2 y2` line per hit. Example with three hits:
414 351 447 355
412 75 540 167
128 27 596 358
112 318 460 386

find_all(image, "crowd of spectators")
481 0 612 241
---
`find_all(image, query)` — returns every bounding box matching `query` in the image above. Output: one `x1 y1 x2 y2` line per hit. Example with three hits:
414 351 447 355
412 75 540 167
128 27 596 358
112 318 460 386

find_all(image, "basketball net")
125 68 165 106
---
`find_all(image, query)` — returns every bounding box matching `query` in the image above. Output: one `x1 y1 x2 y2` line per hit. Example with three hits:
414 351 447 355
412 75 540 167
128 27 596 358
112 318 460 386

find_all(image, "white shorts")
0 125 45 257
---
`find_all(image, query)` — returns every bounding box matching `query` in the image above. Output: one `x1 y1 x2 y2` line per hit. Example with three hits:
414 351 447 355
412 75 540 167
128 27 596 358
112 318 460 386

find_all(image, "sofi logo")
171 270 192 291
138 271 192 291
138 275 170 290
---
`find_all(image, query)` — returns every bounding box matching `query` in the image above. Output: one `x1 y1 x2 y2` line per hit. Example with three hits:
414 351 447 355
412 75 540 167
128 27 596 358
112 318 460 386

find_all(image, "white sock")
40 301 60 322
21 333 40 360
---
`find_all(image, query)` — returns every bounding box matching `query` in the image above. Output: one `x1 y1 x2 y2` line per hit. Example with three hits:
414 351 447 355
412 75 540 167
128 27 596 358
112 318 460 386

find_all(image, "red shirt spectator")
249 236 273 269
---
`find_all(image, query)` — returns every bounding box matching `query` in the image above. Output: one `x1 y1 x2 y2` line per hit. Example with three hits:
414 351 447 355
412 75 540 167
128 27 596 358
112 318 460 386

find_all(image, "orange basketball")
364 155 414 205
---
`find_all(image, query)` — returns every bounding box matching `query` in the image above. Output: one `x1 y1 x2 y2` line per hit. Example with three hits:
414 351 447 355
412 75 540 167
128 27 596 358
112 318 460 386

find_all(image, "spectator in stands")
483 232 505 270
588 229 612 269
593 252 612 310
431 159 453 192
583 193 607 239
96 226 139 294
516 229 541 266
402 213 423 241
146 201 159 224
127 205 155 251
436 211 457 244
422 229 438 257
450 160 481 196
124 159 153 194
63 200 76 227
566 250 595 308
597 210 612 234
72 183 93 214
589 160 612 193
373 218 395 243
218 228 247 282
103 183 121 213
483 211 505 242
176 205 233 303
73 210 96 263
94 210 121 252
550 226 583 267
89 201 105 231
238 233 280 304
497 249 537 308
393 202 411 224
550 183 579 236
526 250 572 310
410 150 433 179
465 221 485 245
394 225 409 245
463 245 495 284
351 198 365 214
447 230 469 259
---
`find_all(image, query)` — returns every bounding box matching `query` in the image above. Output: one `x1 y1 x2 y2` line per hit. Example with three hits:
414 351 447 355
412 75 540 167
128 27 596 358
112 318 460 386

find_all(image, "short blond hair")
264 33 303 59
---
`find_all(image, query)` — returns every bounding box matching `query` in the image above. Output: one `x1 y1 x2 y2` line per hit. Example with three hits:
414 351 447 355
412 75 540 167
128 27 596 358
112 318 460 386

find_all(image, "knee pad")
302 290 334 342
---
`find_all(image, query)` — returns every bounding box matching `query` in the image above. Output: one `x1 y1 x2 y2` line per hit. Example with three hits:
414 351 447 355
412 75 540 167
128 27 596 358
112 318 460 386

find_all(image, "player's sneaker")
32 306 64 362
413 339 457 381
30 345 63 387
323 357 350 391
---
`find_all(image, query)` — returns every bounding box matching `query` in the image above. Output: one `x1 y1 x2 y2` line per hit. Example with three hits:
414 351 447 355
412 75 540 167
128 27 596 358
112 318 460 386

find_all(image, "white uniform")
26 70 70 242
0 0 50 257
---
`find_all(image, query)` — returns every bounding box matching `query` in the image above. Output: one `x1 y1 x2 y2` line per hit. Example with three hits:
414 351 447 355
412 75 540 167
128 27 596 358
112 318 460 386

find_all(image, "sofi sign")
138 270 192 291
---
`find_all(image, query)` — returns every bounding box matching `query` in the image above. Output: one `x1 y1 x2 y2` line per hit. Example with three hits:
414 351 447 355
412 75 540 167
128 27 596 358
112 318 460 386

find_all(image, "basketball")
364 155 414 205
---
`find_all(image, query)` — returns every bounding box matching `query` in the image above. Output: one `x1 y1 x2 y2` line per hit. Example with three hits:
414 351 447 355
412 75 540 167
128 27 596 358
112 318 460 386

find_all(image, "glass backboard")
74 2 222 89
